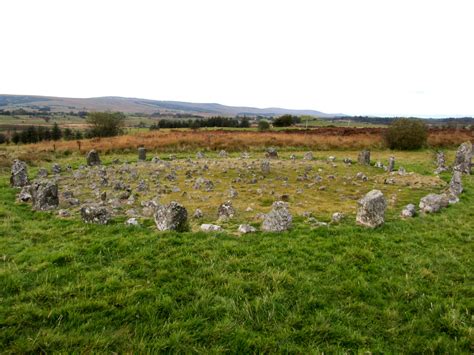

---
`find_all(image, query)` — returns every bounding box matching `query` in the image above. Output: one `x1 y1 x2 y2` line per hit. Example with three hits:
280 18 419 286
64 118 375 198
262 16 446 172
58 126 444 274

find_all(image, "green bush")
258 120 270 131
385 118 427 150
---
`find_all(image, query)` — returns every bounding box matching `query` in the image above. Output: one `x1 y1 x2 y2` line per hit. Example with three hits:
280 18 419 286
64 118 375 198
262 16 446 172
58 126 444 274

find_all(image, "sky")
1 0 473 117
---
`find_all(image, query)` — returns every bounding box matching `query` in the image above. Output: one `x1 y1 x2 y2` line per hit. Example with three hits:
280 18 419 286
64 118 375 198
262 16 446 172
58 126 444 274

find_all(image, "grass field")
0 147 473 353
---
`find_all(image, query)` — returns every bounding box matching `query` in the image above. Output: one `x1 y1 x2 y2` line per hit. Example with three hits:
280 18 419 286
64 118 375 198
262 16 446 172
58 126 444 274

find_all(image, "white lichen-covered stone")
154 201 188 232
261 201 292 232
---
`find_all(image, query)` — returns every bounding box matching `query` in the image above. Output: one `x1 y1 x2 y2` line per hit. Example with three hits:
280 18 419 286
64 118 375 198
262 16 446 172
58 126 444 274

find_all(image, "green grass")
1 164 473 352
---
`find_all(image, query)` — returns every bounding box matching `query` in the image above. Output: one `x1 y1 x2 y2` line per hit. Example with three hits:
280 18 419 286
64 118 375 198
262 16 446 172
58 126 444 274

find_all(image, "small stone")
58 209 71 217
126 217 139 226
200 224 223 232
400 204 416 218
331 212 345 223
387 157 395 172
217 201 235 220
81 204 110 224
238 224 257 234
303 152 313 160
193 209 203 219
52 163 61 174
265 147 278 159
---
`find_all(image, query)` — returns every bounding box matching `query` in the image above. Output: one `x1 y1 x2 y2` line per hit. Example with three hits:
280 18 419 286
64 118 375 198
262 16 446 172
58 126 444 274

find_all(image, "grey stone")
238 224 257 234
200 224 222 232
138 147 146 161
58 209 71 217
453 141 472 174
356 172 368 181
196 151 205 159
400 204 416 218
52 163 61 174
154 201 188 232
10 159 29 188
261 159 271 175
356 190 386 228
18 185 32 202
261 201 292 232
217 201 235 220
37 168 48 178
193 177 214 191
30 179 59 211
331 212 345 223
193 208 203 219
126 217 139 226
358 150 371 165
81 204 110 224
86 150 101 166
218 150 228 158
265 147 278 159
419 193 449 213
388 157 395 172
303 152 313 160
449 169 463 196
434 151 448 174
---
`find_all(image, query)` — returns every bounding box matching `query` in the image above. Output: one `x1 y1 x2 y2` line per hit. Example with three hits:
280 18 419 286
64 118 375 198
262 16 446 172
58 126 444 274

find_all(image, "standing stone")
52 163 61 174
37 168 48 178
219 150 228 158
265 147 278 159
30 179 59 211
154 201 188 232
356 190 386 228
434 151 448 174
453 141 472 174
303 152 313 161
400 204 416 218
217 201 235 220
138 147 146 161
358 150 371 166
81 204 110 224
261 159 271 175
10 160 29 187
419 193 450 213
262 201 292 232
86 150 101 166
387 156 395 172
449 168 463 196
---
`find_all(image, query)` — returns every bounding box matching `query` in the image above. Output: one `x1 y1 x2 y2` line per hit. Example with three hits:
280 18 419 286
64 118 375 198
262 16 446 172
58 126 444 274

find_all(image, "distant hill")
0 94 340 118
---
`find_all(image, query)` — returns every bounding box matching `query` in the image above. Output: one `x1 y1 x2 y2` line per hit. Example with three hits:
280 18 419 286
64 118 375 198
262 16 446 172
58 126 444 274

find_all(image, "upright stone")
303 152 313 160
261 159 271 175
10 159 29 187
138 147 146 161
453 141 472 174
154 201 188 232
449 168 463 196
356 190 386 228
261 201 292 232
265 147 278 159
387 156 395 172
30 179 59 211
358 150 371 166
434 151 448 174
86 150 101 166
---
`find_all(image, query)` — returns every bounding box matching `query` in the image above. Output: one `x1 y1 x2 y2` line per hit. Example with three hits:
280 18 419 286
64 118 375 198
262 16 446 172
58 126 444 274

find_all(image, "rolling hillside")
0 94 339 117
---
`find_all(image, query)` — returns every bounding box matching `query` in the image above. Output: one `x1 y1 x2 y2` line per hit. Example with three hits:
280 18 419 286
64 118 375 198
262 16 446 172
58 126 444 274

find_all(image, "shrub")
273 114 297 127
258 120 270 131
384 118 427 150
86 112 125 138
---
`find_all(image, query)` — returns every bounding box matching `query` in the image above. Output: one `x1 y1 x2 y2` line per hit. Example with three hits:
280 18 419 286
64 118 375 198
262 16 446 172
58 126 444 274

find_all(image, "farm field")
1 143 473 353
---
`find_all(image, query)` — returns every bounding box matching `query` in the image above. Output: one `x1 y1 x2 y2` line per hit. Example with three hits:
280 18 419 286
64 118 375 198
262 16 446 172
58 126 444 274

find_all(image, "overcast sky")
1 0 473 117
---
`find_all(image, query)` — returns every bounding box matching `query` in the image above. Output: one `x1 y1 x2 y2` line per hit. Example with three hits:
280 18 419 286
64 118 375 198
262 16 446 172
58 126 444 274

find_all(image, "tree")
240 117 250 128
384 118 428 150
63 128 73 140
273 114 298 127
0 133 7 144
51 122 62 141
258 120 270 131
86 112 125 137
11 131 20 144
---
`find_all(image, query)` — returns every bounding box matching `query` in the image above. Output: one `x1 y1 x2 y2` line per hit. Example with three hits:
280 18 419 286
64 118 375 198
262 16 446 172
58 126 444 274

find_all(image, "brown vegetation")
8 127 474 156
